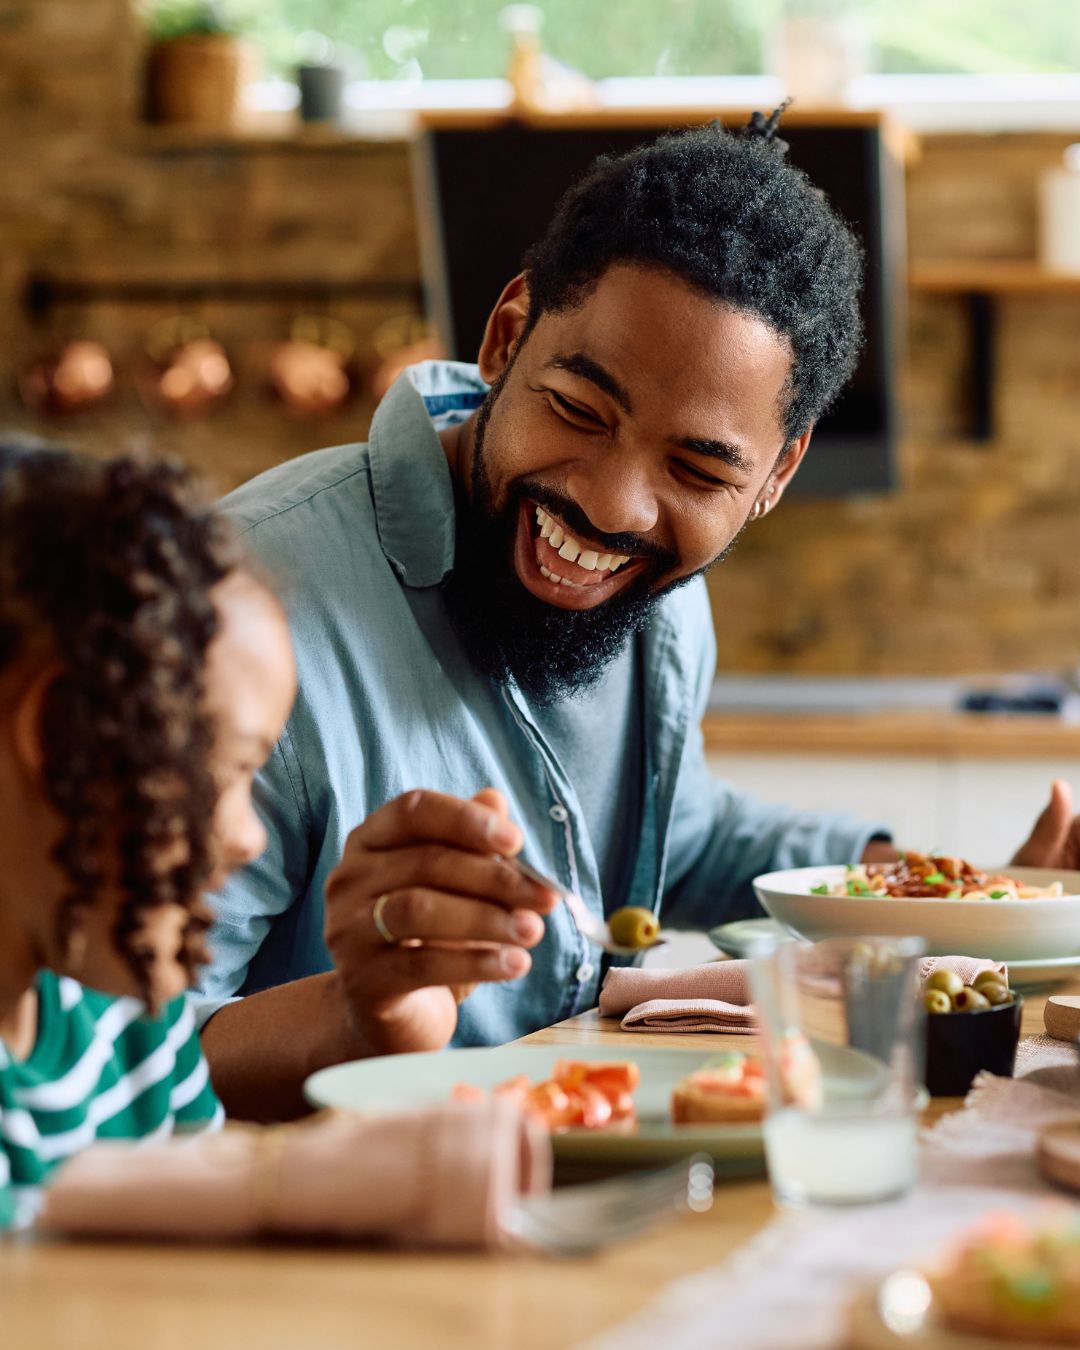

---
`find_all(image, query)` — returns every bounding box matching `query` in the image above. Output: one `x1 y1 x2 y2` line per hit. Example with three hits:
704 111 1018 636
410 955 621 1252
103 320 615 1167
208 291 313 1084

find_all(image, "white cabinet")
705 751 1080 865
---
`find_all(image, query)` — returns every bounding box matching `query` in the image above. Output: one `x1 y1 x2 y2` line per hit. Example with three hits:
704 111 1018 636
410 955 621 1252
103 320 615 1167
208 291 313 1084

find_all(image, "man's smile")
512 498 648 610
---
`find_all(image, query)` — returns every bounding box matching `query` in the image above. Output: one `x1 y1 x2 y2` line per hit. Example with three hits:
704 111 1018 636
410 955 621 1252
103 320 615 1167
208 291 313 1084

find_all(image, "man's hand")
323 787 559 1058
1012 779 1080 869
861 837 900 866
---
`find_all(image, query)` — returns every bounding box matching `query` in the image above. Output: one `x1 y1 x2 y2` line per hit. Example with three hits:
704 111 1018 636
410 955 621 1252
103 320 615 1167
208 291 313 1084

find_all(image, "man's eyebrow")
549 353 633 414
674 437 755 475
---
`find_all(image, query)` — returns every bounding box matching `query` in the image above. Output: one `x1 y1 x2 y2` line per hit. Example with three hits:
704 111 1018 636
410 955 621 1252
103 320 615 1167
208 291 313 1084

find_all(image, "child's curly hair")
0 442 243 1007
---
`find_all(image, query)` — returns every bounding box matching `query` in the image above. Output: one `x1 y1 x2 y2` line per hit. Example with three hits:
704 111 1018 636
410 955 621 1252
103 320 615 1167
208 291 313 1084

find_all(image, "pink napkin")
599 961 756 1033
598 955 1008 1034
38 1099 550 1250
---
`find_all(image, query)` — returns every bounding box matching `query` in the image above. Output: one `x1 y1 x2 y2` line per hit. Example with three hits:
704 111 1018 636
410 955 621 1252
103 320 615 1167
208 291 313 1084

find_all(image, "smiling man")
195 115 1070 1121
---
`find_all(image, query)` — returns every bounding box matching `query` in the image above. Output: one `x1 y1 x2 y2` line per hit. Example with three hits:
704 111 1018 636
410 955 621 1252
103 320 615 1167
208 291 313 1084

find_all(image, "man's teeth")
534 507 630 574
538 564 581 587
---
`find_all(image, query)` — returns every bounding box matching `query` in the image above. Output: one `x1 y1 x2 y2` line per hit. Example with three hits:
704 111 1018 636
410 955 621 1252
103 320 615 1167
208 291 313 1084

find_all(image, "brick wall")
716 135 1080 675
2 0 1079 674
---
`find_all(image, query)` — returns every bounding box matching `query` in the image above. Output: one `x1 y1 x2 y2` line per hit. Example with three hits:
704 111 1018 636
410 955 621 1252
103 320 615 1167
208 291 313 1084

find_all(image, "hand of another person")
323 787 559 1057
1011 779 1080 870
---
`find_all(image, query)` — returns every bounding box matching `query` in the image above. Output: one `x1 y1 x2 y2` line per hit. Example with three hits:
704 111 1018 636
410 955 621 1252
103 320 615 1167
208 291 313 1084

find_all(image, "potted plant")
144 1 252 128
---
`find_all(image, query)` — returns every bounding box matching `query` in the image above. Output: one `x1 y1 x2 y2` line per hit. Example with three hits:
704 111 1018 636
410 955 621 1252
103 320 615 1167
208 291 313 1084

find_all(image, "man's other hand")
1012 779 1080 870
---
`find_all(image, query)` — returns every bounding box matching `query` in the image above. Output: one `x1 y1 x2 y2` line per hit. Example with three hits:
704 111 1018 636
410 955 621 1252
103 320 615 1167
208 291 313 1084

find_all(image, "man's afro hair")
522 108 864 442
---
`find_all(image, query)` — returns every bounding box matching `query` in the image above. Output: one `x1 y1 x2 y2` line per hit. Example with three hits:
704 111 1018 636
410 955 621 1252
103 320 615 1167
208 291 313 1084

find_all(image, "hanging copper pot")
18 340 115 416
141 317 234 420
267 315 354 417
370 316 444 401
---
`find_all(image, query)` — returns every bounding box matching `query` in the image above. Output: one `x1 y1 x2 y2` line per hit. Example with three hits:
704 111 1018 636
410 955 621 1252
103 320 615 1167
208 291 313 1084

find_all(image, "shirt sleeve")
0 1119 14 1230
168 998 225 1134
193 726 313 1026
660 597 890 930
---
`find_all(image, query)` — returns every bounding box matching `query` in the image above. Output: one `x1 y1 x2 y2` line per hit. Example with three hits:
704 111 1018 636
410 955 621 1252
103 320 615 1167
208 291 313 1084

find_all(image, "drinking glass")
750 935 925 1208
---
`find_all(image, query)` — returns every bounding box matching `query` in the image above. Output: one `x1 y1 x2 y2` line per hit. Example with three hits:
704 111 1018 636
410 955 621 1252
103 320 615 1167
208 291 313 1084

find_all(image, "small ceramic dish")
923 995 1023 1097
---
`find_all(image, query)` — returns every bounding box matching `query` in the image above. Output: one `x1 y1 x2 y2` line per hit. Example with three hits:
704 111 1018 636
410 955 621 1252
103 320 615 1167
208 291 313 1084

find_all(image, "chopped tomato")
453 1059 640 1131
575 1084 615 1129
450 1082 486 1104
525 1081 578 1129
575 1061 641 1093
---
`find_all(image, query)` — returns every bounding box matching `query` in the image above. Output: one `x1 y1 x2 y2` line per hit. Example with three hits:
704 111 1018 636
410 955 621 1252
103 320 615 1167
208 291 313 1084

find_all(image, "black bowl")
924 995 1023 1097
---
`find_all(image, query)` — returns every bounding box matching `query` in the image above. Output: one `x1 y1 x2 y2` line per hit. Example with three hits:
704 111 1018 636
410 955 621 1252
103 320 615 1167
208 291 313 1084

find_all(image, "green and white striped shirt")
0 970 223 1230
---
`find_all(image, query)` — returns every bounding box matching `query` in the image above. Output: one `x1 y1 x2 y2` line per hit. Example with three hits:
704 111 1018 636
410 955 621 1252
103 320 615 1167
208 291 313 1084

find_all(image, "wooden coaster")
1037 1120 1080 1194
1044 994 1080 1042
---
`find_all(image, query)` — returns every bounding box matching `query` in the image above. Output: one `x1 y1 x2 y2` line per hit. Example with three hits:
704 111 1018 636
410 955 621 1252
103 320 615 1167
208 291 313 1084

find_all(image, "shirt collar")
367 360 489 588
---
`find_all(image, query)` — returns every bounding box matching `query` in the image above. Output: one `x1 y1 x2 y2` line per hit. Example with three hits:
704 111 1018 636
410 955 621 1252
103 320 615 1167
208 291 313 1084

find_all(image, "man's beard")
442 374 740 705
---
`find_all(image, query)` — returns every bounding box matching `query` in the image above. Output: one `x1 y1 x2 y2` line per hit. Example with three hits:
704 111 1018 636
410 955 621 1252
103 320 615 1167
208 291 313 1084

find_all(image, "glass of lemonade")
750 935 925 1208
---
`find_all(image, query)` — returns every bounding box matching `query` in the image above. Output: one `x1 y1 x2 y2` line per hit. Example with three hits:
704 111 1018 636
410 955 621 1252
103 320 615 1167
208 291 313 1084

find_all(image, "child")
0 442 296 1229
0 443 546 1247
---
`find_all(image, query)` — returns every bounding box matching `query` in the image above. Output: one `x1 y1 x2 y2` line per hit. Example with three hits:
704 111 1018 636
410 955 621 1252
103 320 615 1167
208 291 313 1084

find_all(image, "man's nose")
565 449 659 539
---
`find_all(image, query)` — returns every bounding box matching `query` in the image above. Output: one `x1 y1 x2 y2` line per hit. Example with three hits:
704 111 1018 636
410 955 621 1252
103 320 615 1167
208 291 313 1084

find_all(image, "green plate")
708 917 791 957
305 1040 887 1173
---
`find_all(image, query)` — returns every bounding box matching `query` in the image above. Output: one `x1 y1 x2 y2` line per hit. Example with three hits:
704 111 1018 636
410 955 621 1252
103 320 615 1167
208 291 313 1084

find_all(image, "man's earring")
751 482 778 521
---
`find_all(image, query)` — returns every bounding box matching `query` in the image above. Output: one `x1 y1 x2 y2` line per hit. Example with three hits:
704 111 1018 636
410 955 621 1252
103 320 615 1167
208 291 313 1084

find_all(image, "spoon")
509 856 666 958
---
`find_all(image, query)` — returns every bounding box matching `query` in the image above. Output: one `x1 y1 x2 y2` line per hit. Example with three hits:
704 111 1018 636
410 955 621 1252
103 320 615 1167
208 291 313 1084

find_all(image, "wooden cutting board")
1044 994 1080 1042
1037 1120 1080 1194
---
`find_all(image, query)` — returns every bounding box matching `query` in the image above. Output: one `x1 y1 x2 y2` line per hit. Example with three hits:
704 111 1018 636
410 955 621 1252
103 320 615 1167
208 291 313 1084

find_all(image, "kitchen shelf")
703 710 1080 759
907 260 1080 441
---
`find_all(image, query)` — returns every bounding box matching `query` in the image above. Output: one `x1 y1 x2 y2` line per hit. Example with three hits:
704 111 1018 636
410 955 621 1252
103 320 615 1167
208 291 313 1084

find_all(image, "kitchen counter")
702 709 1080 758
704 675 1080 758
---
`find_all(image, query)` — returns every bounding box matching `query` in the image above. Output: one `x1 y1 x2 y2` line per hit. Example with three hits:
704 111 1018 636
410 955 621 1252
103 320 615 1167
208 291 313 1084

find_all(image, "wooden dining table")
1 982 1073 1350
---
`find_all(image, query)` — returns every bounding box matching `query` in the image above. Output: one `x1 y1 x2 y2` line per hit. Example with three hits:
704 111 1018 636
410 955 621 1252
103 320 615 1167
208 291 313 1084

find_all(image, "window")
229 1 1080 82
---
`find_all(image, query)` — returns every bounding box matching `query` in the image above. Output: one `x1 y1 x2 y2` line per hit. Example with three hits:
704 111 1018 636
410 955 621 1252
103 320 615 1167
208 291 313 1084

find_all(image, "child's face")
72 575 296 1007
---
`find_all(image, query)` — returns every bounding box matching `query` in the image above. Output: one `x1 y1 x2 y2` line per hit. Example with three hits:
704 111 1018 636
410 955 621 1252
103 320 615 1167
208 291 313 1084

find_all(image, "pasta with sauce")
811 851 1065 901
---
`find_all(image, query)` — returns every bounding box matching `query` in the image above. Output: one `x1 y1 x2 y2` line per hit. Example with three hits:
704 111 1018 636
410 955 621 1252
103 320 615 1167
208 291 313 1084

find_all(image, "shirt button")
549 804 569 823
575 961 595 983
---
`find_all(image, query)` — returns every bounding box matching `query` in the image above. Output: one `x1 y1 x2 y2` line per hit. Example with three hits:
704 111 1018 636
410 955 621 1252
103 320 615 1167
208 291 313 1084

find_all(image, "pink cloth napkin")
38 1099 551 1250
599 960 757 1033
598 955 1007 1034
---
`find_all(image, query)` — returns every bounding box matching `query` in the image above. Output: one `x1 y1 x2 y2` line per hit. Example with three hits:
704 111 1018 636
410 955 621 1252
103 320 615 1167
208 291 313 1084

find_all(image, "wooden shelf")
121 121 402 156
908 260 1080 439
909 259 1080 295
417 106 892 132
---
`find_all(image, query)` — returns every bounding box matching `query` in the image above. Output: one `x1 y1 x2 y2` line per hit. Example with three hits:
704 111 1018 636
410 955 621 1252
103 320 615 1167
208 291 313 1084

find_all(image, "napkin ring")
372 893 399 946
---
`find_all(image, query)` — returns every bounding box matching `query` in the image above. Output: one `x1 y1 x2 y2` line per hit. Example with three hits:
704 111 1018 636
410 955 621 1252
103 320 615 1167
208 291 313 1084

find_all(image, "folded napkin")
38 1099 551 1250
598 955 1007 1034
599 960 756 1033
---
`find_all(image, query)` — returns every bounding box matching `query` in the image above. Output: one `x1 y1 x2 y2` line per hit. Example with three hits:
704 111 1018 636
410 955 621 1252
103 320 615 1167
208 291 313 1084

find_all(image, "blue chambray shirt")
198 362 884 1044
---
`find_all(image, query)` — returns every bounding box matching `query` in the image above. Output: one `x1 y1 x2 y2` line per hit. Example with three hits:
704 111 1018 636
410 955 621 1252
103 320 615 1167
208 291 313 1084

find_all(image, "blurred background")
1 0 1079 718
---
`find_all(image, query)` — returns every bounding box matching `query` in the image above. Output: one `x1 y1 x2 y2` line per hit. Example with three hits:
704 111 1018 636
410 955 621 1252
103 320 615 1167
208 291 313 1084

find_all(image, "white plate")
754 865 1080 963
305 1041 891 1172
708 917 789 957
1005 953 1080 986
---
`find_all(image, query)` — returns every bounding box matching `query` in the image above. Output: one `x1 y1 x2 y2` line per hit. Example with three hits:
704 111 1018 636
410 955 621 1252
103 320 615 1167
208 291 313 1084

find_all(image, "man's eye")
677 460 728 488
549 391 603 425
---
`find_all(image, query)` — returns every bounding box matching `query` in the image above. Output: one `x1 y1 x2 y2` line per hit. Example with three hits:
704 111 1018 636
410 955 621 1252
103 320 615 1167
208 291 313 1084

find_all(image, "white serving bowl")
753 864 1080 963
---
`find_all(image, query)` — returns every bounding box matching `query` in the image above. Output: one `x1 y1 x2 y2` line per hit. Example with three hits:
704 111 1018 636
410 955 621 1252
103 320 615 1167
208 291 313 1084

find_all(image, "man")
198 115 1080 1120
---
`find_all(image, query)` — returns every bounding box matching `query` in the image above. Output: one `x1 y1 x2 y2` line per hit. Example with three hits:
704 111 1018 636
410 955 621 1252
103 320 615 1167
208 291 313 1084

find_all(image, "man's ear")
766 426 814 509
477 274 531 385
11 663 60 780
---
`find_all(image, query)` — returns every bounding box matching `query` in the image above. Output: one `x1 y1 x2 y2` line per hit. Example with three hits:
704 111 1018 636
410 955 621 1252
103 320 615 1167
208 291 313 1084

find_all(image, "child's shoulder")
34 971 195 1058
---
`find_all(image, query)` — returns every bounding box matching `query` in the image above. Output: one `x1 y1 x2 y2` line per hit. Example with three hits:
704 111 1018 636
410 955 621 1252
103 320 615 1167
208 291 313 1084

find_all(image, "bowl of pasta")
753 852 1080 962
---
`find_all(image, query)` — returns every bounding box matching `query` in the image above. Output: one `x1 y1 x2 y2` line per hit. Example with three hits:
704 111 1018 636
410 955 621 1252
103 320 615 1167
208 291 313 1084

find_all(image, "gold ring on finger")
372 893 398 946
